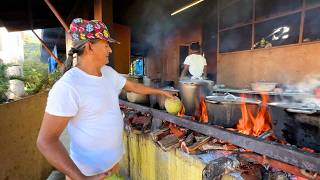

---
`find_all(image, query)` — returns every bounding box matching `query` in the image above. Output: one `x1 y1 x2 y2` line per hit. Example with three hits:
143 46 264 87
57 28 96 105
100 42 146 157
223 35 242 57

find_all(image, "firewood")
150 128 169 142
202 156 240 180
187 136 211 153
157 134 180 151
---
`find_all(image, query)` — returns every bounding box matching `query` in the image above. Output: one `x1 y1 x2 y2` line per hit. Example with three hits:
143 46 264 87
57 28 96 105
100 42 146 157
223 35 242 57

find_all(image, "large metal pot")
179 79 214 116
127 92 149 104
205 95 260 127
268 102 320 151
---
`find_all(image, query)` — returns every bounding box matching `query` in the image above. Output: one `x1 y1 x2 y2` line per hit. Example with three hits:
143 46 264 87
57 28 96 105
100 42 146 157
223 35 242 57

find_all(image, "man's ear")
85 43 94 54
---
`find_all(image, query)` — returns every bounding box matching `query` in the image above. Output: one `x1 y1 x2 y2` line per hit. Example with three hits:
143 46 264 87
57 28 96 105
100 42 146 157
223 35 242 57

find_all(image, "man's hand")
83 172 109 180
159 90 177 98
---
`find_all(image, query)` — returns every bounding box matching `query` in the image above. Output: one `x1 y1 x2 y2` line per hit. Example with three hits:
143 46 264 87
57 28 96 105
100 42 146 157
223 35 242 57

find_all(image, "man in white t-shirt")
36 18 175 180
180 42 207 80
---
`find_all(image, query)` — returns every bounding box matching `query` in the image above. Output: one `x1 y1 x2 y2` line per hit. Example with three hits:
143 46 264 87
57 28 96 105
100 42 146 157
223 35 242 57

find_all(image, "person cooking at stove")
180 42 207 80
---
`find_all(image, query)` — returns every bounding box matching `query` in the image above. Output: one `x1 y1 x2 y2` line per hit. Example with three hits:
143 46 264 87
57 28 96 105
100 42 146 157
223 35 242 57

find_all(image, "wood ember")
168 123 187 138
235 161 263 180
239 152 320 180
123 109 152 134
150 127 170 142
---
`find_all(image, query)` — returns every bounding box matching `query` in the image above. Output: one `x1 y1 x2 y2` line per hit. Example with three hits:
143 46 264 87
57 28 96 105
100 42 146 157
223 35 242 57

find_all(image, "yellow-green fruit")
164 97 182 115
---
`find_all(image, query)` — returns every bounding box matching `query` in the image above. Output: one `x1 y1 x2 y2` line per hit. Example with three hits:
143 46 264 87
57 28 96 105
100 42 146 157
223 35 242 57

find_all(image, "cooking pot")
268 102 320 151
127 92 149 104
205 94 260 127
251 82 277 92
179 79 214 116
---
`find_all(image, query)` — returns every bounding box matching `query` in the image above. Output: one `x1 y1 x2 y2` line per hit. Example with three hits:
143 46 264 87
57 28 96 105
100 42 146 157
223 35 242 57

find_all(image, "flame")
194 97 208 123
236 94 271 136
198 97 208 123
177 105 185 117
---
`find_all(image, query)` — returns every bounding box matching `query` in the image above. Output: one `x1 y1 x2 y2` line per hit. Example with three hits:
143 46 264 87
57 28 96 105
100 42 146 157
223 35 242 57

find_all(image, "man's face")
91 40 112 65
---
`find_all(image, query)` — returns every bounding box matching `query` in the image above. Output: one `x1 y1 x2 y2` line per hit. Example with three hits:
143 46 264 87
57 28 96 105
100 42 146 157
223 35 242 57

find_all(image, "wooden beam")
44 0 69 32
94 0 103 21
299 0 307 43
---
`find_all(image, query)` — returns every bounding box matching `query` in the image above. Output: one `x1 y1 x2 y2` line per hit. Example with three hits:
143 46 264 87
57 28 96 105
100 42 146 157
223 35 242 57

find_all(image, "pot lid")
269 102 320 111
162 87 180 92
179 79 214 85
205 94 261 104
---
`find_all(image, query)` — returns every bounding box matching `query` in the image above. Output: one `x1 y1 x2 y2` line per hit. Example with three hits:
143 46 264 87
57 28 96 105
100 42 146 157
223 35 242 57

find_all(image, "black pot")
269 103 320 152
205 95 260 128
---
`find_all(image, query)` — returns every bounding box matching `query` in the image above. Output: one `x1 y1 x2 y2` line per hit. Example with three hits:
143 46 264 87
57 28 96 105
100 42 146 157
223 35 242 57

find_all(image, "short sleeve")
106 67 127 93
115 73 126 93
45 81 79 117
184 56 191 65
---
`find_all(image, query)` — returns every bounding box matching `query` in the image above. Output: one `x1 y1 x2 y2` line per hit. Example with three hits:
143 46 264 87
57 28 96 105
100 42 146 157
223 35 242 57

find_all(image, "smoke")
281 74 320 107
114 0 216 55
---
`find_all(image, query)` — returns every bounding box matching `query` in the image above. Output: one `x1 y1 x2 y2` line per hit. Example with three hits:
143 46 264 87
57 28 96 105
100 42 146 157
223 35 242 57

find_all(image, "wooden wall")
145 24 203 84
217 42 320 88
112 23 131 74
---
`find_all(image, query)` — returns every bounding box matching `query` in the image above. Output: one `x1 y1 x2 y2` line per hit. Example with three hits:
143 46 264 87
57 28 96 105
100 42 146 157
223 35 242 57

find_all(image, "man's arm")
180 65 189 80
123 80 175 98
37 113 107 180
203 65 207 79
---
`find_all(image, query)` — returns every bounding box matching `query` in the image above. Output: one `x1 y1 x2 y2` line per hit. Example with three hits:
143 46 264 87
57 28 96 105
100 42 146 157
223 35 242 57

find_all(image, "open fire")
236 94 271 136
197 96 209 123
177 96 208 123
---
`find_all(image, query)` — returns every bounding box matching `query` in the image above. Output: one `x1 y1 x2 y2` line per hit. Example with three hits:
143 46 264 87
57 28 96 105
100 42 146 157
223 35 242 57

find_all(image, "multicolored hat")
69 18 119 44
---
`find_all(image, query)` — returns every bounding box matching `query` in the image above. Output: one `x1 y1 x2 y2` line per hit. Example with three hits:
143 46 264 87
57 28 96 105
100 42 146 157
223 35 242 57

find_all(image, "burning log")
202 156 240 180
180 135 211 154
240 153 320 180
150 127 170 142
123 110 152 134
221 163 263 180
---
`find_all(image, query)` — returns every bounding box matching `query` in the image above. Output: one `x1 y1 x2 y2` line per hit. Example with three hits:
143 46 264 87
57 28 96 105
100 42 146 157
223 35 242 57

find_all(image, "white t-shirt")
45 66 126 176
183 54 207 79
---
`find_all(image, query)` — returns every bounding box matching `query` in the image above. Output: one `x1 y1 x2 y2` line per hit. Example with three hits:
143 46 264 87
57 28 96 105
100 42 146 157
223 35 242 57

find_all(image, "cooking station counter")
120 100 320 173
